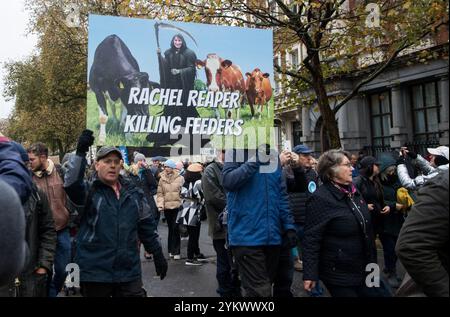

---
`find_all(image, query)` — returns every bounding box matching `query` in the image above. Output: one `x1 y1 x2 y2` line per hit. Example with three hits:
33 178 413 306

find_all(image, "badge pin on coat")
308 181 317 193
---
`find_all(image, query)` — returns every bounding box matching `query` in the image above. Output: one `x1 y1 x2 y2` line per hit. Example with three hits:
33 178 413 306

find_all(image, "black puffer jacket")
303 182 377 287
284 166 318 224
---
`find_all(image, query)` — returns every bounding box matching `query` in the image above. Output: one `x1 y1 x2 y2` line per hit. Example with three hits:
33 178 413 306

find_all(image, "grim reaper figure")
148 33 201 147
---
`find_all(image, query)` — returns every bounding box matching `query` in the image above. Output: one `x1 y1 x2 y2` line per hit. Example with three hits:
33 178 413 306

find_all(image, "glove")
282 229 298 249
396 155 405 166
76 129 94 155
171 68 181 75
406 151 417 160
152 249 168 280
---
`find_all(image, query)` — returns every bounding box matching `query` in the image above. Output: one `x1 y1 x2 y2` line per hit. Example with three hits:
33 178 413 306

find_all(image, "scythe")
154 22 198 89
154 22 198 49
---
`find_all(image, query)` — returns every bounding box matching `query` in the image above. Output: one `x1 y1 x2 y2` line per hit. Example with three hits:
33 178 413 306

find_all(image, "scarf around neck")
33 159 55 178
332 181 356 198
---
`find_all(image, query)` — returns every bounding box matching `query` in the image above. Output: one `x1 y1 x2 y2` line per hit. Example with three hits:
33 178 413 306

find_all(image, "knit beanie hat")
134 152 146 164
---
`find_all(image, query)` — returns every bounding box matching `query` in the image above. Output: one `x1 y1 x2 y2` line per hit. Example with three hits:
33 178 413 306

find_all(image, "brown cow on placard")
245 68 272 119
196 53 246 119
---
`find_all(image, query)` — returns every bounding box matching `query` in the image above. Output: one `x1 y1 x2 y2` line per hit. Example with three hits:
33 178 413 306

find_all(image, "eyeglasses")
339 162 353 168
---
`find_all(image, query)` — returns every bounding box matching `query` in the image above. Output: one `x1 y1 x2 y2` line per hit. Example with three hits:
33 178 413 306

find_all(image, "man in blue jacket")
64 130 167 297
222 144 297 297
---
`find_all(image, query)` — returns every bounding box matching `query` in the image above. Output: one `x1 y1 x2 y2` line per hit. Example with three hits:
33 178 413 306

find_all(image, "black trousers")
80 280 146 297
213 239 241 297
325 282 391 297
187 223 201 260
231 246 281 297
164 208 180 255
273 244 294 297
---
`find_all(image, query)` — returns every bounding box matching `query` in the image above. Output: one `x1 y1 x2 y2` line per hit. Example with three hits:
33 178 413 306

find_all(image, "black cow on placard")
89 34 158 144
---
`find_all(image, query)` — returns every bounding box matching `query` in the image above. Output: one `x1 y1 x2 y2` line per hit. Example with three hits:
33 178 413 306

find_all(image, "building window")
410 81 441 142
268 1 278 15
288 48 299 70
369 91 392 147
292 121 302 146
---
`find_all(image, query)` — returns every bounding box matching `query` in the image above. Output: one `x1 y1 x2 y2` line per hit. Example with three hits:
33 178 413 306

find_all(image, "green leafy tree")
3 0 162 158
4 0 447 152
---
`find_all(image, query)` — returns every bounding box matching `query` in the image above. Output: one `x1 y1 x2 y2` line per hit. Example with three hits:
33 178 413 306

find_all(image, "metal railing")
405 139 441 157
363 144 392 157
363 138 441 158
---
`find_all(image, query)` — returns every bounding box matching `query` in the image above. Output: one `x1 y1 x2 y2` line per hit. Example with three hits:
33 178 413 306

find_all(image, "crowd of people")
0 129 448 297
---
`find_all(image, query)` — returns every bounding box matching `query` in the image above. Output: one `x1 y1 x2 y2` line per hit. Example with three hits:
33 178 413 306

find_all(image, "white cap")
427 146 449 160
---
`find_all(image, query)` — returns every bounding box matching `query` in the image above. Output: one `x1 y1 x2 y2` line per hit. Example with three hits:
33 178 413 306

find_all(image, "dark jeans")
19 272 48 297
0 272 48 297
164 208 181 255
213 239 241 297
153 206 161 228
295 223 324 297
232 246 281 297
81 279 146 297
273 244 294 297
48 228 71 297
379 233 398 273
187 224 201 260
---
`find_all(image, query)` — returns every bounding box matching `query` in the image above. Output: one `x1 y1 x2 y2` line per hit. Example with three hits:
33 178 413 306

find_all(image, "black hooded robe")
148 34 201 147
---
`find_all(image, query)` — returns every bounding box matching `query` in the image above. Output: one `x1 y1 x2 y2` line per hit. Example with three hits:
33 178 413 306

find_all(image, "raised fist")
76 129 94 155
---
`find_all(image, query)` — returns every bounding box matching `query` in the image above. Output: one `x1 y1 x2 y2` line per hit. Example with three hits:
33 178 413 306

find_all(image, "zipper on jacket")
349 197 366 235
88 197 103 242
265 174 270 244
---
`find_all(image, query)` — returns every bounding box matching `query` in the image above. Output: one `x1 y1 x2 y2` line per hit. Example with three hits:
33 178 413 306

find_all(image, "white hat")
427 146 449 160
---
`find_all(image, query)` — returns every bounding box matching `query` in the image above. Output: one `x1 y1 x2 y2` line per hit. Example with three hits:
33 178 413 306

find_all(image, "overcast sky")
0 0 38 119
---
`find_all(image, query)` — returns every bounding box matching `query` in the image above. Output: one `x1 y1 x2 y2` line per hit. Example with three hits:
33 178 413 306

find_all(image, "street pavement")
62 218 405 297
142 219 405 297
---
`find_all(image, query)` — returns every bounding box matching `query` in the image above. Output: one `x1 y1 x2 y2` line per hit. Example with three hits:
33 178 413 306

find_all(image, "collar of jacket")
325 181 360 201
160 170 181 182
213 160 223 170
33 159 55 178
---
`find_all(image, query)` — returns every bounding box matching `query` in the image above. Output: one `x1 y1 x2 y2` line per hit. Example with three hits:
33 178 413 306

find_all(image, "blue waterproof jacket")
64 154 162 283
222 149 294 246
0 139 32 203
